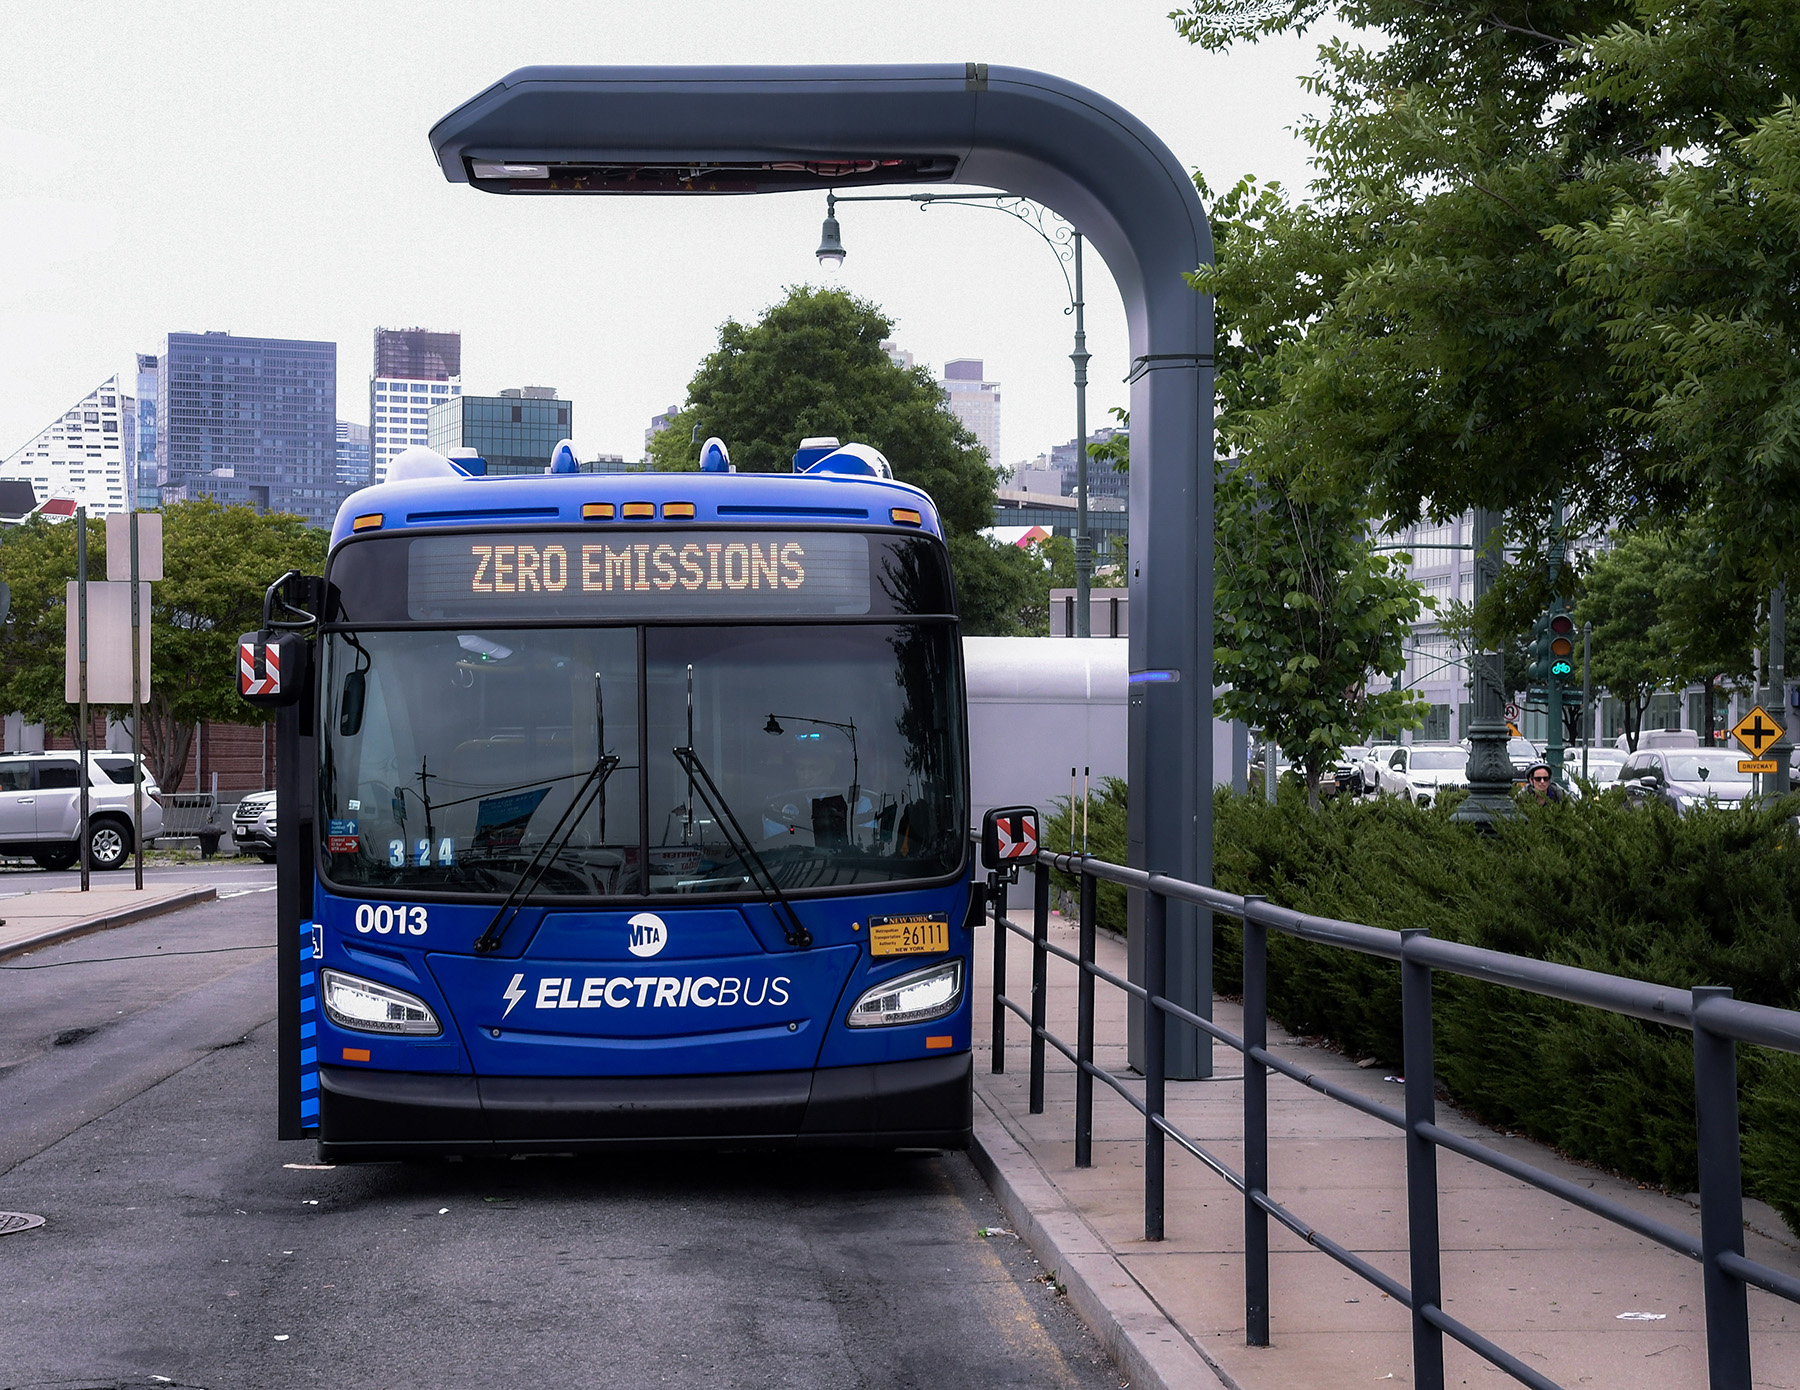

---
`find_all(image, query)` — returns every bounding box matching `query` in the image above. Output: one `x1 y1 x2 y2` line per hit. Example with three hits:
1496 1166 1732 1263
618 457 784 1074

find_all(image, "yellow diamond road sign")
1731 705 1786 758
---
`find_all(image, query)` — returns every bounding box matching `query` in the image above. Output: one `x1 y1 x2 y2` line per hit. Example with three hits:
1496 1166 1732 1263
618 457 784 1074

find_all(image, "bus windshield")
319 621 965 898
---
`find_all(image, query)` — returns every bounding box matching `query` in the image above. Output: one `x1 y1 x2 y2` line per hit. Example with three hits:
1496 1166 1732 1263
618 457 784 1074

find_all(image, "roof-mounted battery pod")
808 442 893 479
792 437 841 472
699 437 733 472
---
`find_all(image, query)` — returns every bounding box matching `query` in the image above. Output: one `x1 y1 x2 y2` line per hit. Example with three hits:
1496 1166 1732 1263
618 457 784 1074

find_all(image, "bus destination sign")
406 530 873 619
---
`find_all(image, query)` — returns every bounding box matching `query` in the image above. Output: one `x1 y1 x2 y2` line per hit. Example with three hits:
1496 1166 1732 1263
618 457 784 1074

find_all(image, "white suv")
232 790 277 863
0 752 165 871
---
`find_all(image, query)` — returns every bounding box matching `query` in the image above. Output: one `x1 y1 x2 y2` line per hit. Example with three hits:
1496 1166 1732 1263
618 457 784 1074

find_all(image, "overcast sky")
0 1 1329 470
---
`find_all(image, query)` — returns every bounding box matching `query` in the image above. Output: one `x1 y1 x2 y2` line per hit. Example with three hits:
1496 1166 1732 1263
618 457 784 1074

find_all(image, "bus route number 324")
354 904 428 936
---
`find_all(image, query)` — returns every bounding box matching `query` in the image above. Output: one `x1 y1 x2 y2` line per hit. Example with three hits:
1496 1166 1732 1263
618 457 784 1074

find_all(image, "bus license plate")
868 913 949 957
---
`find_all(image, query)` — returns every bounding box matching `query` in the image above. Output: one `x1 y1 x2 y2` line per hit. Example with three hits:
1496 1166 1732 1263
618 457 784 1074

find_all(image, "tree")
0 501 327 789
1213 460 1428 806
1552 97 1800 587
1572 530 1678 752
1181 2 1661 560
646 285 1040 633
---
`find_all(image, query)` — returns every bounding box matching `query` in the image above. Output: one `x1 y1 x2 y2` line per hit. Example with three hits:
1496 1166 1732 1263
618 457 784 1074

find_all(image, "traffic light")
1547 610 1575 679
1528 610 1553 682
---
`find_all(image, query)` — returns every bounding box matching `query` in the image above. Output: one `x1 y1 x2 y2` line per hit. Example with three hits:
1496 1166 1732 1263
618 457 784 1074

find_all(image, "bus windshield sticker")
406 530 872 619
471 786 552 854
867 913 950 957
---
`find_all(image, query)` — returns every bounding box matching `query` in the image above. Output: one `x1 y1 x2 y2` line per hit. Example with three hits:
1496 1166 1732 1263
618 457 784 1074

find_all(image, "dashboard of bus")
317 527 966 900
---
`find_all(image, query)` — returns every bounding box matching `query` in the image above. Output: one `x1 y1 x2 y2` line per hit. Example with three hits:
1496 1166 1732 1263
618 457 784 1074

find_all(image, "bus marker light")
890 508 922 526
926 1036 952 1049
582 502 614 520
622 501 655 518
352 514 383 532
662 502 696 519
343 1048 371 1062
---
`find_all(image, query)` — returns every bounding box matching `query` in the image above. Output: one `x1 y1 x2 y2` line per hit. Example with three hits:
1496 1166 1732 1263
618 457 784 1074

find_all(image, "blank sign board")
104 512 164 582
65 581 153 704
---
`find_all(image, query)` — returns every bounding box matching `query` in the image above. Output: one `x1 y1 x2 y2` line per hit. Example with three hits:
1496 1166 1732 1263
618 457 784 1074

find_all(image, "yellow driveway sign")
1731 705 1785 758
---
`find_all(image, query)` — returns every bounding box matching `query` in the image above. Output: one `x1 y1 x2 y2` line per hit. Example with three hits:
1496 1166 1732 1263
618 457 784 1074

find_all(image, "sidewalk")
0 881 217 959
970 902 1800 1390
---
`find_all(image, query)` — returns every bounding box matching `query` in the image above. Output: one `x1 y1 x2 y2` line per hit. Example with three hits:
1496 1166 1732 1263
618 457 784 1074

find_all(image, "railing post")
1144 883 1167 1242
1241 895 1270 1347
1075 864 1097 1168
1030 862 1051 1114
1400 928 1446 1390
1691 985 1753 1390
990 875 1006 1074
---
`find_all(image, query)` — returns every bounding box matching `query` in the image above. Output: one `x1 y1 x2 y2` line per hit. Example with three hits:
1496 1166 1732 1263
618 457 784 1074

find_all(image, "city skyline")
2 1 1327 472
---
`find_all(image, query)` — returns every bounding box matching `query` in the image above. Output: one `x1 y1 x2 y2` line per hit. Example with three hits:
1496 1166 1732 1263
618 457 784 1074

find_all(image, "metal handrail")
984 844 1800 1390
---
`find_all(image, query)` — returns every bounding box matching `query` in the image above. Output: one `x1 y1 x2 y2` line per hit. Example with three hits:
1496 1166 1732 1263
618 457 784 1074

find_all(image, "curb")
0 886 219 961
969 1083 1240 1390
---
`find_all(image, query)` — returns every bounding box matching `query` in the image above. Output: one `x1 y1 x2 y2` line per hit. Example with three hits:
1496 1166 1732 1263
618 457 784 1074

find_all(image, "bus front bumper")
313 1052 973 1161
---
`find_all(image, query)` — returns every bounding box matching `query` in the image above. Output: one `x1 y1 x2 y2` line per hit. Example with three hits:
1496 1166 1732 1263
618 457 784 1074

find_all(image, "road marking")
217 885 279 900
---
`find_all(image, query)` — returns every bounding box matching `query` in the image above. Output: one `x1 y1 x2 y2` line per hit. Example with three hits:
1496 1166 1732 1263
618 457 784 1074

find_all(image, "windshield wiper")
671 745 813 949
471 754 619 954
474 672 621 956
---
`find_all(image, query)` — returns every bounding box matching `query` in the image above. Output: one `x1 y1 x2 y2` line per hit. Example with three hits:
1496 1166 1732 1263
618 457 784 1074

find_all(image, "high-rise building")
336 421 371 490
0 374 132 515
158 331 340 527
645 403 681 454
1050 425 1128 502
881 340 915 370
940 359 1000 462
134 353 160 510
430 388 571 476
369 328 462 485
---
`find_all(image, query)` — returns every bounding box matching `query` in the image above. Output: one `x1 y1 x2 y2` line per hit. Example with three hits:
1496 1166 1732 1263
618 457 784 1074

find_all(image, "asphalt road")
0 854 277 895
0 890 1119 1390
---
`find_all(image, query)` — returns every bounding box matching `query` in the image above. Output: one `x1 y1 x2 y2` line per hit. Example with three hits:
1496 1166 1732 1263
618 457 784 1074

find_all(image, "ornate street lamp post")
815 190 1096 634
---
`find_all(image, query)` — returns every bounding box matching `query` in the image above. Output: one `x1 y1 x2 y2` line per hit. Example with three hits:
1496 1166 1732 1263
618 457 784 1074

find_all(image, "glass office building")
159 331 341 527
428 389 571 476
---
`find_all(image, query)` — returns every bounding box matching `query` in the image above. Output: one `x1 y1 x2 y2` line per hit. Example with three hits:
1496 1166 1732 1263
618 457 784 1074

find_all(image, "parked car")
1331 746 1376 797
232 790 278 862
1620 748 1755 816
0 751 164 870
1379 744 1470 808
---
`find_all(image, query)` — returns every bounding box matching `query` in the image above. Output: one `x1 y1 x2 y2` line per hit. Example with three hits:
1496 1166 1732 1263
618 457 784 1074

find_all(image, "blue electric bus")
245 437 975 1159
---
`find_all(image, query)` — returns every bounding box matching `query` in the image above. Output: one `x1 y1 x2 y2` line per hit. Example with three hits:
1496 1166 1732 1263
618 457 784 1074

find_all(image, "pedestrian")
1522 762 1563 805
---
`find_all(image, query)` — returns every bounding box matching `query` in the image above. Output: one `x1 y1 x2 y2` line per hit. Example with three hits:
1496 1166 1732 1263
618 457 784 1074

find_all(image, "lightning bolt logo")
501 972 527 1019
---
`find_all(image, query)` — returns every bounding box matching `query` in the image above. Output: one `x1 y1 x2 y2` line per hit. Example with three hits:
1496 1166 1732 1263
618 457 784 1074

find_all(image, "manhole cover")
0 1211 46 1236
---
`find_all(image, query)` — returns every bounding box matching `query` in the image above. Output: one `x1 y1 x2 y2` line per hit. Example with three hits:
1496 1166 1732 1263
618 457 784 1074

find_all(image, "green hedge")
1045 782 1800 1231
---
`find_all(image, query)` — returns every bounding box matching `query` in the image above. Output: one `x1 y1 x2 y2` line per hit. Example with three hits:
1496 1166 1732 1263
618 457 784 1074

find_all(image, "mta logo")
627 912 668 958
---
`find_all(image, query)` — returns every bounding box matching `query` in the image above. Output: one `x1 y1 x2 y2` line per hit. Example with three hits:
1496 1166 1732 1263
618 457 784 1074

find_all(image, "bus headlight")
846 959 963 1028
321 969 442 1036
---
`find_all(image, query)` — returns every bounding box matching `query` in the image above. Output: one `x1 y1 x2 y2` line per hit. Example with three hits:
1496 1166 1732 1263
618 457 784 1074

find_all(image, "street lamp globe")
815 210 846 271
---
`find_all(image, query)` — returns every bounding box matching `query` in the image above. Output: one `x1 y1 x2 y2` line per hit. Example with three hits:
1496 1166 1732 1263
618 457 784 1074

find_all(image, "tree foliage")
0 501 326 789
1213 461 1428 804
646 284 1041 632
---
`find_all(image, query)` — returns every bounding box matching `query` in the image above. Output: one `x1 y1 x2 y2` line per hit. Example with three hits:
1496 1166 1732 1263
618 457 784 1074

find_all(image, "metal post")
1072 232 1092 638
1264 737 1277 804
1143 886 1167 1242
130 511 143 890
76 507 90 891
1690 986 1753 1389
1075 865 1097 1168
1400 929 1446 1390
1242 895 1270 1347
1029 863 1050 1114
1765 584 1789 800
990 875 1007 1074
1546 502 1565 785
1582 620 1593 783
1452 509 1516 826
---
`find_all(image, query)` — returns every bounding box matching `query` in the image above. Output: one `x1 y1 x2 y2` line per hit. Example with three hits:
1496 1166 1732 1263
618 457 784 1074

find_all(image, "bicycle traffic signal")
1547 611 1575 678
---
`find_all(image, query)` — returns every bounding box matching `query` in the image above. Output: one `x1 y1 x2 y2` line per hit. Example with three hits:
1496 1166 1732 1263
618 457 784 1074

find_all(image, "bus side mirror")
981 806 1041 870
339 669 366 737
237 630 308 709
